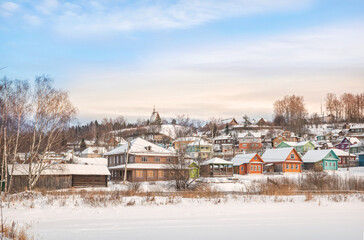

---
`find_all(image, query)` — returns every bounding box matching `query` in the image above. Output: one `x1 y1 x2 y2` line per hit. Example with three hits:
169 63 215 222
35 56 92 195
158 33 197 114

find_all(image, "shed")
8 164 110 192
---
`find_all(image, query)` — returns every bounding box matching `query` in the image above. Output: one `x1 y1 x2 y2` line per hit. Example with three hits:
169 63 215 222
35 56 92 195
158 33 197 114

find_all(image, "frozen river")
8 196 364 240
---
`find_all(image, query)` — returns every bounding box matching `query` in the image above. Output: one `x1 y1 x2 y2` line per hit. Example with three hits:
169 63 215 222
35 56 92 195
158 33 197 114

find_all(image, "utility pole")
348 137 351 171
123 141 131 183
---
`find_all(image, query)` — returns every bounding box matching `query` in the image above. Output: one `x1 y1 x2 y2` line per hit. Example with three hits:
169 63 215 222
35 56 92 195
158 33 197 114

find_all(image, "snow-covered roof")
261 148 296 163
350 142 363 148
350 124 364 130
109 163 169 170
201 157 233 165
231 154 261 166
104 138 172 156
81 147 106 155
174 136 200 142
73 157 108 166
280 141 312 147
9 164 110 176
213 135 232 141
188 139 212 146
238 132 261 138
302 150 337 163
348 137 360 145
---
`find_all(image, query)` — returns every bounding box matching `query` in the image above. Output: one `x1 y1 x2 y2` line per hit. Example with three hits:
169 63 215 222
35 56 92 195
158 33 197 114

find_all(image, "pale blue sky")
1 0 364 123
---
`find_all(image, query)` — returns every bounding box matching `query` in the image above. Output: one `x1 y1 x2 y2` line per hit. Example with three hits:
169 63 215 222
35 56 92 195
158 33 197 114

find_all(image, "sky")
1 0 364 123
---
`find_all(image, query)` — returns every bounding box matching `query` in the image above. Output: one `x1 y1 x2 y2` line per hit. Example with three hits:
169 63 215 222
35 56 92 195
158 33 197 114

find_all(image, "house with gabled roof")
332 149 357 166
302 150 339 171
276 141 315 153
238 131 262 151
186 139 213 161
334 137 360 151
231 153 264 175
261 147 303 173
105 138 178 182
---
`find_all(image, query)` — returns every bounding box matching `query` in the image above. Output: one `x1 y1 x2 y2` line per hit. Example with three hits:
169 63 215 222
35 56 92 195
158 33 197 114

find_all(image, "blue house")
302 149 339 171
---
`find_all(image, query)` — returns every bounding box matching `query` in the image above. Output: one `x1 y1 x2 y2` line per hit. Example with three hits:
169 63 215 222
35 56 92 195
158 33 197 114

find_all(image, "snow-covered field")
5 194 364 240
5 168 364 240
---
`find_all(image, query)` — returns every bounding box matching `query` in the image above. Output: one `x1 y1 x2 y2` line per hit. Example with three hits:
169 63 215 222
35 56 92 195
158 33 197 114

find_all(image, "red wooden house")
231 153 264 175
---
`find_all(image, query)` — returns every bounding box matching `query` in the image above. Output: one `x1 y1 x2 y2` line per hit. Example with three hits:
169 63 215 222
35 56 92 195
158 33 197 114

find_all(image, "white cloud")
0 1 20 16
51 0 313 37
67 21 364 120
36 0 59 15
23 14 42 26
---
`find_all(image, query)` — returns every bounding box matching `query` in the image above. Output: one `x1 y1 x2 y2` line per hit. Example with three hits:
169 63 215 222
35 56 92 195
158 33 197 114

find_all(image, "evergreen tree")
80 138 87 151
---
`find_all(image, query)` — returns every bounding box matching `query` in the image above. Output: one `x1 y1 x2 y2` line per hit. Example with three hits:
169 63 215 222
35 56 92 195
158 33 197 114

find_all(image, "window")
254 165 257 171
329 162 332 167
167 157 172 163
325 162 327 167
154 157 160 162
291 164 294 169
258 165 261 171
241 166 244 171
290 154 295 159
333 162 336 167
251 165 253 171
136 170 143 178
158 170 164 178
141 156 148 162
147 170 154 178
296 164 298 169
286 164 289 169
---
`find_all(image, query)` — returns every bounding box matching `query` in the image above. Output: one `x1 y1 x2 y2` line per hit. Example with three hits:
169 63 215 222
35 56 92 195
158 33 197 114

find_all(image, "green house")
276 141 315 153
302 149 339 171
189 162 200 178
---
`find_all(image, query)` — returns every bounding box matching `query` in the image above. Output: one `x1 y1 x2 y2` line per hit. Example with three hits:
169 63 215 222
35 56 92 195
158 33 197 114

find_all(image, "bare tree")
166 116 196 190
273 95 308 136
0 78 30 194
21 76 76 191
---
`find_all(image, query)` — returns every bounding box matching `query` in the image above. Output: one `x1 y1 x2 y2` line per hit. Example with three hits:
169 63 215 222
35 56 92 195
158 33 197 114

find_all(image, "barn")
8 164 110 192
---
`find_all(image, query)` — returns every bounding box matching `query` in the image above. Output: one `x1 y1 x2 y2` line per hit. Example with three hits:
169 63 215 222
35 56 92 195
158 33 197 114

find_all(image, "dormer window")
145 146 152 151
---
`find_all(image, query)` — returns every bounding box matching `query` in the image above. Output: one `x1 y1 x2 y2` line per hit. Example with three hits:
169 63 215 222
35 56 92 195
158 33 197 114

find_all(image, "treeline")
325 93 364 123
273 93 364 136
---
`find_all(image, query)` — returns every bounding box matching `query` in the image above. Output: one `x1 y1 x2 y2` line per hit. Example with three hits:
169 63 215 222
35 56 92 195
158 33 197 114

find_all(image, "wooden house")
105 138 179 182
276 141 315 153
332 149 357 167
213 135 234 153
186 139 213 161
302 150 339 171
272 132 300 148
231 153 264 175
261 148 303 173
221 118 239 127
9 164 110 192
173 137 200 150
189 161 200 178
238 131 262 151
334 137 360 151
359 153 364 167
200 158 233 177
